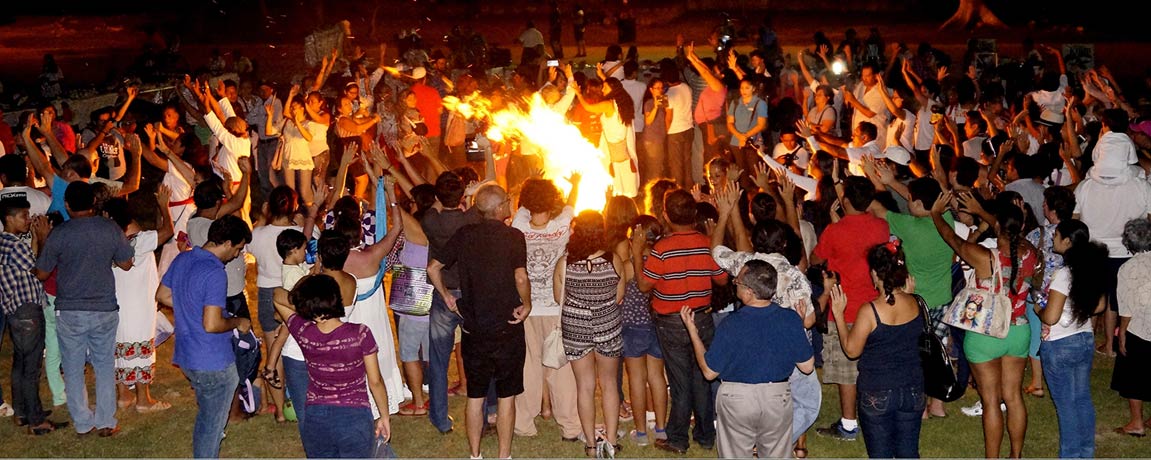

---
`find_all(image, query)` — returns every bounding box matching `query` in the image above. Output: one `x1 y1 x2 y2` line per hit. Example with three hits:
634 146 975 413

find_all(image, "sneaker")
595 440 616 459
0 403 12 417
653 428 668 441
961 401 984 417
629 430 649 447
814 421 858 441
961 401 1007 417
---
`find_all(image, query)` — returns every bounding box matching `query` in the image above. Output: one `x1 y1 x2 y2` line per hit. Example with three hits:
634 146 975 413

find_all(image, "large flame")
444 94 614 212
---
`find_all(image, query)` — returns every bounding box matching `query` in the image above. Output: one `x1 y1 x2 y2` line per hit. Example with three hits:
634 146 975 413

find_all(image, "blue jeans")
654 312 715 450
56 310 119 433
427 289 461 433
790 367 822 444
1041 332 1096 458
858 385 925 458
301 405 374 458
284 357 309 426
184 364 239 458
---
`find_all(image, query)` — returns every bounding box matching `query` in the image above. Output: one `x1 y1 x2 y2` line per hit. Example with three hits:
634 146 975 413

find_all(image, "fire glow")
443 93 614 212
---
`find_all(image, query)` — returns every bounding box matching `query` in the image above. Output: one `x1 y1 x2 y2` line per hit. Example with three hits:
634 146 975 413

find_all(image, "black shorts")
461 326 526 399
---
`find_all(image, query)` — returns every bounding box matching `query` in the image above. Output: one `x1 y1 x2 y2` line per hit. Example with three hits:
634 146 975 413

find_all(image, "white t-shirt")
851 82 891 150
204 111 252 181
887 109 917 153
666 83 694 135
1045 267 1094 341
1074 177 1151 257
518 28 544 49
962 136 987 161
249 224 303 288
845 140 882 176
771 143 810 169
511 206 575 317
0 185 51 215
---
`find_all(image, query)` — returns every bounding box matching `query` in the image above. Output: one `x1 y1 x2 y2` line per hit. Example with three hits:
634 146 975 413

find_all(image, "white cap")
410 66 427 80
883 146 912 166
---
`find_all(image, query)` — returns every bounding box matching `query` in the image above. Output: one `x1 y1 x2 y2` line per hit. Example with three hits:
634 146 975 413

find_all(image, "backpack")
444 111 467 147
233 329 263 415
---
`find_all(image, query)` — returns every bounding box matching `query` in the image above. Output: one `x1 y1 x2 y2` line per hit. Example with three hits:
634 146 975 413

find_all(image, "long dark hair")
1056 220 1109 325
994 204 1025 292
567 210 607 261
604 78 635 127
868 241 909 304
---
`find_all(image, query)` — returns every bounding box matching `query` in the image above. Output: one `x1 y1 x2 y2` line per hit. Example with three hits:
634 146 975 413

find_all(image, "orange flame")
444 93 613 212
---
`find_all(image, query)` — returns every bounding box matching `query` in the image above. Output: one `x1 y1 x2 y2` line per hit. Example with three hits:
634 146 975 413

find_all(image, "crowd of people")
3 6 1151 460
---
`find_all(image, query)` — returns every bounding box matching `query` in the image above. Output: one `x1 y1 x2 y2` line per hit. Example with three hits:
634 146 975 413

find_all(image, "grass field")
1 263 1148 457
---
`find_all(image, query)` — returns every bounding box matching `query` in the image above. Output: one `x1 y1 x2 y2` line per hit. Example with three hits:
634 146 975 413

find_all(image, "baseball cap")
883 146 912 166
410 67 427 80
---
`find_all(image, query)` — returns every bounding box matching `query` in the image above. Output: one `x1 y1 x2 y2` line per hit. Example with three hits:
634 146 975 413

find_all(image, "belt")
654 307 708 318
258 137 279 144
168 197 194 207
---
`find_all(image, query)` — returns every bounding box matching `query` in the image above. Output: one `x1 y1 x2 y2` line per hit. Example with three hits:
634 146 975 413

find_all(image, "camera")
305 239 318 265
547 59 560 67
465 137 484 162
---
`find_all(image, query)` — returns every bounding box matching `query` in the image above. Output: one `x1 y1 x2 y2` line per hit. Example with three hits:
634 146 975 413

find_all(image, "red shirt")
642 231 728 315
814 213 890 323
411 83 443 138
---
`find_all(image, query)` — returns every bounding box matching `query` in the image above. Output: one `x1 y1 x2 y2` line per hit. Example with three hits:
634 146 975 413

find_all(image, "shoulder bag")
915 294 963 402
941 248 1013 338
542 324 567 369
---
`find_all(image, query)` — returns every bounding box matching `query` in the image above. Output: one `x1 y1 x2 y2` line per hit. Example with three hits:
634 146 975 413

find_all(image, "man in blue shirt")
681 260 815 459
34 182 134 437
157 215 251 458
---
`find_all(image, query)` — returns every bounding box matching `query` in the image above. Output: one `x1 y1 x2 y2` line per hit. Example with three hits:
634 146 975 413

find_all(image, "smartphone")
547 59 560 67
176 231 189 246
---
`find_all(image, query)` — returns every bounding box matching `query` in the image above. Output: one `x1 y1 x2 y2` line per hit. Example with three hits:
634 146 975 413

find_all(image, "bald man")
428 184 532 459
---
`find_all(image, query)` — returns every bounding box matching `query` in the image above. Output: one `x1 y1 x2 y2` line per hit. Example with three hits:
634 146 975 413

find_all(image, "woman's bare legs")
597 354 621 446
999 356 1028 458
971 359 1004 458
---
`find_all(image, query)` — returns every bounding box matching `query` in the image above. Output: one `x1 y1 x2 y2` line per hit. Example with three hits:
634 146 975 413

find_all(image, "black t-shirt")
422 207 482 289
438 219 527 335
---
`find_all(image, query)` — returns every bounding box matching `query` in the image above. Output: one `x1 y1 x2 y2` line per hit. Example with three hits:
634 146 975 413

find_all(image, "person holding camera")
641 78 670 184
727 78 769 185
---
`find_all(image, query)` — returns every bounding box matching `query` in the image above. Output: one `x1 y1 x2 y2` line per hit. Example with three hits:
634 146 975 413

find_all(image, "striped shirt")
642 231 727 315
0 232 45 315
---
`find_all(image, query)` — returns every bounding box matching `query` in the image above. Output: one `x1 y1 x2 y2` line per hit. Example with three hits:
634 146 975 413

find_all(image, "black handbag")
915 295 963 402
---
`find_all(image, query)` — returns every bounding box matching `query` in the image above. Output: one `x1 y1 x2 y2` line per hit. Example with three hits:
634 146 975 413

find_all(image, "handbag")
387 264 433 316
542 325 567 369
915 295 963 402
941 248 1013 338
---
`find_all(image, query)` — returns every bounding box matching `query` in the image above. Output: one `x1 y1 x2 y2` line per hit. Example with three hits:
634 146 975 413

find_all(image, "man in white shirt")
195 81 252 223
772 129 810 174
843 62 890 150
1074 109 1151 356
961 113 989 162
517 21 545 66
621 61 647 134
800 120 881 176
0 155 51 216
663 60 695 188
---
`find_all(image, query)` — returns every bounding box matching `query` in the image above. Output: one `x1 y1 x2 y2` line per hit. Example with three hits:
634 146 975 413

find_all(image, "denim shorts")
256 287 280 333
397 314 430 362
622 326 663 359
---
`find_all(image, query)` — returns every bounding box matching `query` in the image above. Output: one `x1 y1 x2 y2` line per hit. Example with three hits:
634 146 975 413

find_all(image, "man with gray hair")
428 183 532 459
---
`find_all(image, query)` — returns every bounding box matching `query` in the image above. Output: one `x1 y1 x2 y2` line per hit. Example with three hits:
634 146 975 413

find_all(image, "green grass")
2 265 1147 457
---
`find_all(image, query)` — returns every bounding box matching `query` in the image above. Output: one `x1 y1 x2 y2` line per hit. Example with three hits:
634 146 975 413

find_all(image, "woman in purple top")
273 274 392 458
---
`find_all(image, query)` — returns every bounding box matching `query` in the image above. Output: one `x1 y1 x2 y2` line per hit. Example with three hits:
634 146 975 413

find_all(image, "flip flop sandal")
136 400 172 413
262 368 283 389
397 400 428 416
794 447 809 458
1113 427 1147 437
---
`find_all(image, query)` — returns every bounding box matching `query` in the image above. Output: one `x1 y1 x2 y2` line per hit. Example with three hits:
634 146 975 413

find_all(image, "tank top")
856 299 924 391
601 101 627 144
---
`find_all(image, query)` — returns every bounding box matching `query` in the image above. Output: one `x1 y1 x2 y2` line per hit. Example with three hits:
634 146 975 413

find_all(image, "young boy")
264 229 310 423
0 198 67 434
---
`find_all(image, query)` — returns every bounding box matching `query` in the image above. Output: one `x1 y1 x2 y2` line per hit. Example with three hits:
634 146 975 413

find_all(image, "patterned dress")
561 255 623 359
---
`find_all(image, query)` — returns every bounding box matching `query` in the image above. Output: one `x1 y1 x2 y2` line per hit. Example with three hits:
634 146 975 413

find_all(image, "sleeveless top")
856 299 924 391
601 101 628 144
563 255 620 312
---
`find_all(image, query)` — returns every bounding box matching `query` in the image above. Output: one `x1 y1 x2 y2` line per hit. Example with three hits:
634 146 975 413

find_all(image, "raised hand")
238 155 252 176
156 184 171 207
679 305 698 334
936 66 949 82
932 190 953 215
126 86 139 100
829 284 848 319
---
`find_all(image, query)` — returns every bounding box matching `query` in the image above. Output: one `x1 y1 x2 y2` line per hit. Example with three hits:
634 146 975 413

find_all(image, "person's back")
449 219 526 333
421 207 480 290
39 216 131 311
1075 175 1151 257
856 297 924 391
814 212 889 323
167 246 234 370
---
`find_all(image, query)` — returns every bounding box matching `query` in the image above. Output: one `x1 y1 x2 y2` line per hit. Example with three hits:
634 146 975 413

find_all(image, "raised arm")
21 122 57 183
798 50 817 86
680 307 720 380
35 111 71 164
154 185 175 244
113 86 138 123
116 135 144 196
684 43 725 93
217 157 252 217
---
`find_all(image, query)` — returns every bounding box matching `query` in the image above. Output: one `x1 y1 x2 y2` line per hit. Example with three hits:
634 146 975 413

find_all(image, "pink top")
287 315 378 407
693 86 727 125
